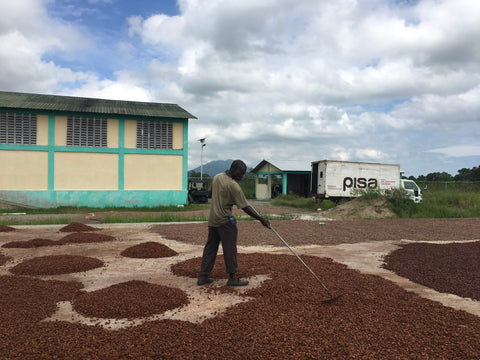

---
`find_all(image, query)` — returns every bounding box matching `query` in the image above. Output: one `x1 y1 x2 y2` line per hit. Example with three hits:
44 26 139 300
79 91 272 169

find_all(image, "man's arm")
242 206 271 228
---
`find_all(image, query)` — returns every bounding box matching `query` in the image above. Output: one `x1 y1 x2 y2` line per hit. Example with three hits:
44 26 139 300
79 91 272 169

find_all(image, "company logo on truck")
343 177 377 191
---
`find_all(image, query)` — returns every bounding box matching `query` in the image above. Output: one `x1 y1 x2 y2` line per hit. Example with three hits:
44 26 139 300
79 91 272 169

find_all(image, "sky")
1 0 479 177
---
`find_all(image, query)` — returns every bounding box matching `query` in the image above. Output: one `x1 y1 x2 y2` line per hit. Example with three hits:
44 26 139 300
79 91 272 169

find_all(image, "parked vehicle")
188 180 209 204
399 178 422 203
311 160 422 203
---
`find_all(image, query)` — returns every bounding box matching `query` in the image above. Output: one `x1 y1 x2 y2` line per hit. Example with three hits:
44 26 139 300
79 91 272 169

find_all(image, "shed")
251 160 311 200
0 91 196 208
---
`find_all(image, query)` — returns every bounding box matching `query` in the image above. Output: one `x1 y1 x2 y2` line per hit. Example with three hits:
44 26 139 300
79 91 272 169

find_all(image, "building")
0 91 196 208
251 160 311 200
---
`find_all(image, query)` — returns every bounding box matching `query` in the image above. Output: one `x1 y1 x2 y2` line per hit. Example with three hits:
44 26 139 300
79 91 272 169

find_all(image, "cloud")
0 0 90 93
1 0 480 177
429 145 480 157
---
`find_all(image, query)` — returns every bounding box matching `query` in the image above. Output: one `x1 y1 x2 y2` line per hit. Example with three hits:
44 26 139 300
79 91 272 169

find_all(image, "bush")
351 188 384 200
385 189 418 218
318 199 336 210
271 194 318 210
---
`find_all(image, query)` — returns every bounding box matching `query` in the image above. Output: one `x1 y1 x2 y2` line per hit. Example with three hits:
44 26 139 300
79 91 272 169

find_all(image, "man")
197 160 270 286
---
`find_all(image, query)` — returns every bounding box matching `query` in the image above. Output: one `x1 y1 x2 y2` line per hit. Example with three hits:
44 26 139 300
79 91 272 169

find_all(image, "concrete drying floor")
1 222 479 331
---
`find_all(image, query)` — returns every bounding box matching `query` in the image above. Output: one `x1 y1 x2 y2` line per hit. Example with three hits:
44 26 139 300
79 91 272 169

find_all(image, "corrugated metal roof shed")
0 91 197 119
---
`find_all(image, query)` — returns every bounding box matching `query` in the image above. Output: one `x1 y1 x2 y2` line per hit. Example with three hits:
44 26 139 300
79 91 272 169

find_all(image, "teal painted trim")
124 148 183 155
256 170 283 175
282 173 287 195
183 121 188 190
118 119 125 190
0 144 49 151
48 115 55 190
0 145 185 155
267 165 271 199
0 190 188 208
54 146 120 153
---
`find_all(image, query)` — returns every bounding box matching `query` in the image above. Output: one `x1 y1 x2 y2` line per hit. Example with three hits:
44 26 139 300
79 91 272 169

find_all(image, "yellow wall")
55 116 67 146
256 183 269 199
37 115 49 146
124 120 137 148
0 150 48 190
54 152 118 190
173 122 183 149
107 119 118 147
124 154 183 190
1 116 185 193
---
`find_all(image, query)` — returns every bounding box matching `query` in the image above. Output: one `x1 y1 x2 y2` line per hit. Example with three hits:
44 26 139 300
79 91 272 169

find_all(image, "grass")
0 204 210 215
0 204 210 226
410 190 480 218
0 217 72 226
101 213 208 224
271 194 337 211
2 190 479 225
345 187 480 218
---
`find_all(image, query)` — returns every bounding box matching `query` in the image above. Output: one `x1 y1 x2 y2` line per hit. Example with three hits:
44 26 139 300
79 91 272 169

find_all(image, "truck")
311 160 422 203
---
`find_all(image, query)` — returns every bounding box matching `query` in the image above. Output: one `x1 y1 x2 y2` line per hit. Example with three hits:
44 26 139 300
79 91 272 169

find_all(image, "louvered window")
136 120 173 149
0 113 37 145
66 116 107 147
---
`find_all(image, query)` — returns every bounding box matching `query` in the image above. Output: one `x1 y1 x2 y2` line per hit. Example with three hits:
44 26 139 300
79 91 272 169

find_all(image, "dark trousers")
199 223 238 276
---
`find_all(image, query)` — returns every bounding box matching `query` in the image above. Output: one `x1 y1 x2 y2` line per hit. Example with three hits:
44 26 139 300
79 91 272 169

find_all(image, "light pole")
199 138 206 180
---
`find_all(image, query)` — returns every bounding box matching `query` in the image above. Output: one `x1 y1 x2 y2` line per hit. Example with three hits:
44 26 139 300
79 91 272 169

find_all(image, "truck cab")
400 179 422 203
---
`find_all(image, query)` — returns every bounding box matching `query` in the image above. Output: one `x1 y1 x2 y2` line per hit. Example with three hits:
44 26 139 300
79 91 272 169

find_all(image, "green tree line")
407 165 480 182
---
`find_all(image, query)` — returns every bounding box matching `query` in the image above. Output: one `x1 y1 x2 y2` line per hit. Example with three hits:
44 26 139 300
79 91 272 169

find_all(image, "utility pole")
199 138 206 180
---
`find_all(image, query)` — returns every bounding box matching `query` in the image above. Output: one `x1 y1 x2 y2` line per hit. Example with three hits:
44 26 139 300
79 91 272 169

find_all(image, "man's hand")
242 206 270 228
260 217 271 228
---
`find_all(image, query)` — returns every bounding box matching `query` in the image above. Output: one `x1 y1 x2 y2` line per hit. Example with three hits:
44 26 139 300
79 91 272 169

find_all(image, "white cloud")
429 146 480 157
1 0 480 177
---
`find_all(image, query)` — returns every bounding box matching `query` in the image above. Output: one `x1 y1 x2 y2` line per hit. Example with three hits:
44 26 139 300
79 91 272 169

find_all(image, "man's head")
229 160 247 181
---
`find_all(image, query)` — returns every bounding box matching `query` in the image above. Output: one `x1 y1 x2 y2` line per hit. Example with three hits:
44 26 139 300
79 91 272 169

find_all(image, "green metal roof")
0 91 197 119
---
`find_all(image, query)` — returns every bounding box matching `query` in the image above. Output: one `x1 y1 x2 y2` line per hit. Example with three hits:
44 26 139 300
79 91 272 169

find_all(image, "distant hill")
189 159 234 177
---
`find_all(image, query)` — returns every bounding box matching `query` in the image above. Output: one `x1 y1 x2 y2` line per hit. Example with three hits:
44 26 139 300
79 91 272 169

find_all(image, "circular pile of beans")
59 222 99 232
0 224 15 232
9 255 104 276
73 280 189 319
57 232 116 245
120 241 178 258
2 238 57 248
2 232 115 248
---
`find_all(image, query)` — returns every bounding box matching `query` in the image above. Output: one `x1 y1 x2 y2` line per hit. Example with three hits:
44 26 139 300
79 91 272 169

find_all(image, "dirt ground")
1 201 480 359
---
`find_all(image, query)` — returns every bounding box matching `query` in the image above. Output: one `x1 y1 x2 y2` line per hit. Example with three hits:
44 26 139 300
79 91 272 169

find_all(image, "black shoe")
226 278 249 287
197 276 214 285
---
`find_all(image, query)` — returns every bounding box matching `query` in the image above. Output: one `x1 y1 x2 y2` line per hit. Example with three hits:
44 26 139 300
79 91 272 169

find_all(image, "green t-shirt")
208 172 249 227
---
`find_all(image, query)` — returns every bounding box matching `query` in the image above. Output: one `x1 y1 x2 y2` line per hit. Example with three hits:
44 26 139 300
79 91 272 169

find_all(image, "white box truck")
311 160 422 203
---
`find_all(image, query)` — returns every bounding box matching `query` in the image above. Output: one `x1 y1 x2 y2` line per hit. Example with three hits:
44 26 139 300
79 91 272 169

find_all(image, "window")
136 120 173 149
67 116 107 147
0 112 37 145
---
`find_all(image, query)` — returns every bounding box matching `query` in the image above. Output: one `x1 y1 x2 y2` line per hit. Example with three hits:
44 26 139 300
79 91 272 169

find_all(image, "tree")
454 168 472 181
454 166 480 181
188 170 201 177
425 172 453 182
